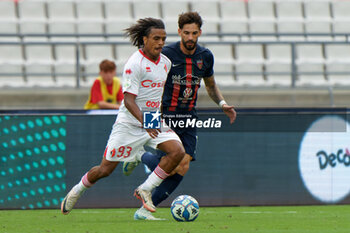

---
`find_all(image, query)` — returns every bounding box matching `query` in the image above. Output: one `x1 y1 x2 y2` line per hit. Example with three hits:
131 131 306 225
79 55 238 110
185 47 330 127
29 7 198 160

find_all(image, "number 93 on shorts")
103 122 181 162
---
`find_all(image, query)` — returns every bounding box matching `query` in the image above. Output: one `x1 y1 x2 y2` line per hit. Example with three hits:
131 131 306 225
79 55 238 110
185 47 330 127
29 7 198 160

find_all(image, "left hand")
222 104 237 124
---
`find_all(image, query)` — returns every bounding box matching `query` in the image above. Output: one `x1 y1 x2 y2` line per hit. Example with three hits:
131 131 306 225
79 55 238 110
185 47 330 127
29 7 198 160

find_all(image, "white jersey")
116 49 171 126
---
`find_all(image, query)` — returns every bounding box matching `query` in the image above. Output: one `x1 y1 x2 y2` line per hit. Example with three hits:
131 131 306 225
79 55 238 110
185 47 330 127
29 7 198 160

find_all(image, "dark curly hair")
124 18 165 48
178 12 202 29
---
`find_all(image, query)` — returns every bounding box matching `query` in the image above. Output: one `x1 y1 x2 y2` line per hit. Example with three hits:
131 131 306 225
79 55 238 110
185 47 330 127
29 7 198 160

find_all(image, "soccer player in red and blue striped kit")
123 12 237 220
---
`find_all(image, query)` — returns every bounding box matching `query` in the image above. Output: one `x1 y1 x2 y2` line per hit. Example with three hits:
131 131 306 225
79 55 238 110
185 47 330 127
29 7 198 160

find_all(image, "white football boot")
61 186 85 215
134 186 156 212
134 207 165 220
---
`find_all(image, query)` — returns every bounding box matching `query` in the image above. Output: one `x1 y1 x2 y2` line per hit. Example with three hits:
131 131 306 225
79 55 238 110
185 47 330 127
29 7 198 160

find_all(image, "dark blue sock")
141 152 160 171
152 173 183 206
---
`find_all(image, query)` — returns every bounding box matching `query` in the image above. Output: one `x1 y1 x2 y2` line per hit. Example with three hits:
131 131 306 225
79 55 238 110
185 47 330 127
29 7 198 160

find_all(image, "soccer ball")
170 195 199 222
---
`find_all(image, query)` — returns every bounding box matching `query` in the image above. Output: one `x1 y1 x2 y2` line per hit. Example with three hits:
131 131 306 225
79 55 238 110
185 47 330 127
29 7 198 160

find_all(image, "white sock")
71 181 87 196
71 172 93 195
139 165 169 191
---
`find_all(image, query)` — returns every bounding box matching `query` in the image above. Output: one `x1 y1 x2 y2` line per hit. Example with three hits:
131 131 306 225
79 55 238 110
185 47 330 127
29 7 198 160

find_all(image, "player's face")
178 23 202 53
143 28 166 61
100 70 116 85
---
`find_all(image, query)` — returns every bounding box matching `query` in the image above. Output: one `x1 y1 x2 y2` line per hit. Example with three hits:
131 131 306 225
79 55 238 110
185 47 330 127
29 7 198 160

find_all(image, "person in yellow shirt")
84 60 124 110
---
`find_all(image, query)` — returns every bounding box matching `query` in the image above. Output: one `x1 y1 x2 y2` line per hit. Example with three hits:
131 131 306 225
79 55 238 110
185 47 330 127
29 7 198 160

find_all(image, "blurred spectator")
84 59 124 109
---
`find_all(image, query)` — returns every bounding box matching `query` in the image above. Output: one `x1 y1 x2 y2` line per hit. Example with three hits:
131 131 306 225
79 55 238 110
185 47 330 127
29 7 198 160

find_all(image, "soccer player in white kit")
61 18 185 215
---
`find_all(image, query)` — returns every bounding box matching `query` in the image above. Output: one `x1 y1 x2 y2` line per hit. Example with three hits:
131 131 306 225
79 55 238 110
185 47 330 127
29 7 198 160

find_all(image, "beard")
182 38 197 51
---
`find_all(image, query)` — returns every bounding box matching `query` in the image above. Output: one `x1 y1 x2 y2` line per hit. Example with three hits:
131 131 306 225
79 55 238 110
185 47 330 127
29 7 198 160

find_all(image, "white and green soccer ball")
170 195 199 222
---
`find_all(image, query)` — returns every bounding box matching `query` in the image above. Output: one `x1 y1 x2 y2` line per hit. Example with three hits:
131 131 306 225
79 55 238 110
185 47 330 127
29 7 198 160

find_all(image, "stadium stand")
0 0 350 92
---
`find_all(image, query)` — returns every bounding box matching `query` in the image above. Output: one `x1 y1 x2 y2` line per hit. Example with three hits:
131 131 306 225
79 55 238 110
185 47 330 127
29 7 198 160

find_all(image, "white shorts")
104 122 181 162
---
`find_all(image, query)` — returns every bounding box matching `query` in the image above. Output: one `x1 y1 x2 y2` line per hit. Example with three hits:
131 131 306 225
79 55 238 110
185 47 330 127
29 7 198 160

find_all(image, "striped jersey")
161 42 214 115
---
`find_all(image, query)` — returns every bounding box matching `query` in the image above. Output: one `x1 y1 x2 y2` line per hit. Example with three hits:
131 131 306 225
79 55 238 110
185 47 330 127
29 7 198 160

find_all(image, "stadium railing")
1 32 350 90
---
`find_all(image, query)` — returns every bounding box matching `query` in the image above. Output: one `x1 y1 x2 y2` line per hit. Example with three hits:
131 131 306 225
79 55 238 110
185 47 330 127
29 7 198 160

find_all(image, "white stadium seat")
0 0 17 21
76 1 104 21
133 1 161 19
191 1 220 21
325 44 350 85
104 1 133 21
47 1 76 22
205 44 235 86
0 44 25 87
161 1 189 20
24 44 56 87
295 44 327 86
265 44 292 86
234 44 267 86
220 0 247 21
18 1 47 21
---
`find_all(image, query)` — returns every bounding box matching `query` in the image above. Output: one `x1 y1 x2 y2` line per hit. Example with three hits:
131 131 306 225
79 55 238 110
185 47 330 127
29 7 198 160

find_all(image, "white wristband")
219 100 227 108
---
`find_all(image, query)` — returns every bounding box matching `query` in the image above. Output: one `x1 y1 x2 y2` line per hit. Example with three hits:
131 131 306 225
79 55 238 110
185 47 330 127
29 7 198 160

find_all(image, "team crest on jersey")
183 87 193 98
196 59 203 69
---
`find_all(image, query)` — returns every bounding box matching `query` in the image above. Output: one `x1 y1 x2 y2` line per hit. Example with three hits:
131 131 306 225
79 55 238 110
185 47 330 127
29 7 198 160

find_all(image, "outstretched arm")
203 76 237 124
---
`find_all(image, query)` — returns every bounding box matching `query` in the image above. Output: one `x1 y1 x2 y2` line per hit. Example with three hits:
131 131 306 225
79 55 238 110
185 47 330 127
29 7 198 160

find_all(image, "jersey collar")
139 49 161 65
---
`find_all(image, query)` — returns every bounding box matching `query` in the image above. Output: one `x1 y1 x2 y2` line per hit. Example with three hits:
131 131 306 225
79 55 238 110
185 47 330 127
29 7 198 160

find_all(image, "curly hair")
178 12 202 29
124 18 165 48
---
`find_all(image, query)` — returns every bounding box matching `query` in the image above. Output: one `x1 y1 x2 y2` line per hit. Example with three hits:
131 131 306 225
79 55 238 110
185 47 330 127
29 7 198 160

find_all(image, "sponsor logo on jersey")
183 87 193 98
141 80 165 88
299 115 350 203
146 100 160 108
171 75 201 85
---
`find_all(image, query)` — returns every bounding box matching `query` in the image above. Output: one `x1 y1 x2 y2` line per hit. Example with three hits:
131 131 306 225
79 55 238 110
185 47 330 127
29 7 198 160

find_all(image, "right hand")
146 128 162 139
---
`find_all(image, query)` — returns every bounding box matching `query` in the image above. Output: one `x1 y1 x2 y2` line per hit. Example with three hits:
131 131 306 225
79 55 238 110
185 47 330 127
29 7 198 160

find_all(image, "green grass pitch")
1 205 350 233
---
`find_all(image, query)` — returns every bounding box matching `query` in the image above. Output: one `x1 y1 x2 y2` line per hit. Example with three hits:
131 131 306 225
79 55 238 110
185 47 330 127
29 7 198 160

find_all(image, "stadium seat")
305 21 333 41
191 1 220 21
83 44 115 78
220 20 249 42
47 1 76 22
24 44 56 87
205 44 235 85
18 0 47 21
234 44 267 86
220 0 247 21
105 20 133 42
0 44 25 87
161 1 189 20
19 21 48 42
76 1 104 21
133 1 161 19
53 44 79 87
0 21 20 41
48 21 77 42
249 21 277 41
104 1 133 21
76 22 105 42
200 20 220 42
115 44 137 76
265 44 292 86
248 1 275 21
295 44 327 86
275 1 305 41
0 0 17 21
325 44 350 85
163 19 179 42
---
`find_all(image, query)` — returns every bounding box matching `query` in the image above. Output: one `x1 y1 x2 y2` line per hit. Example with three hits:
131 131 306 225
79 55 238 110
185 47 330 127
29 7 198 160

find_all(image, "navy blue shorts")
157 126 198 161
